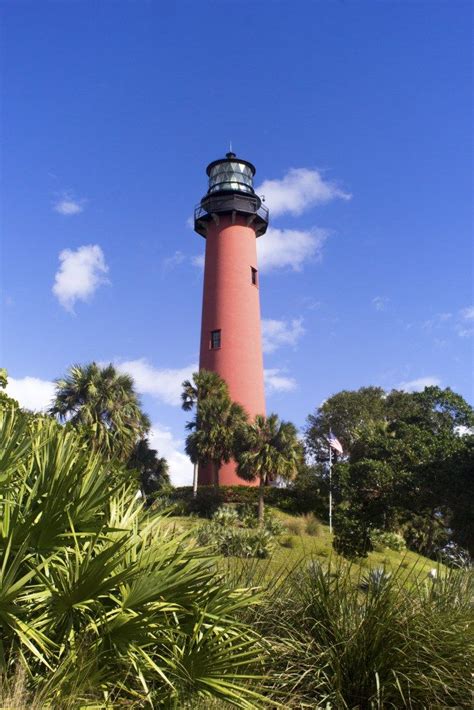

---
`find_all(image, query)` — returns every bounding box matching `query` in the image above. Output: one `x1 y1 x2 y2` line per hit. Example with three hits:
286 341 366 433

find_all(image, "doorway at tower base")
198 460 259 487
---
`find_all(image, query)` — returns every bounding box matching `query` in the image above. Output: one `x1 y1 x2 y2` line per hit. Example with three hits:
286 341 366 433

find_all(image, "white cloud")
257 226 328 272
53 245 109 312
162 251 187 270
262 317 305 354
148 424 192 486
6 376 55 411
191 254 205 269
372 296 389 312
422 312 453 331
264 368 297 394
456 328 474 338
256 167 351 217
163 251 204 270
454 306 474 337
397 376 441 392
461 306 474 320
117 359 197 407
53 193 85 216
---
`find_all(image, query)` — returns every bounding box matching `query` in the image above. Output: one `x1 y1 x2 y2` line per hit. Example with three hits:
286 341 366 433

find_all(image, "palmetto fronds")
0 403 266 707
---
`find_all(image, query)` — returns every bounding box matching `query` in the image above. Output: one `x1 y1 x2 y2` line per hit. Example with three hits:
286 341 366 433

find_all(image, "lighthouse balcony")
194 193 269 238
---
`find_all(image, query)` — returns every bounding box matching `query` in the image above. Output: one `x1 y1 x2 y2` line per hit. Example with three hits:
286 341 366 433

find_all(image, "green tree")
186 395 247 489
305 386 386 461
236 414 302 523
181 369 228 412
324 386 474 558
50 362 150 463
127 438 170 504
0 368 17 408
181 370 231 494
182 370 247 490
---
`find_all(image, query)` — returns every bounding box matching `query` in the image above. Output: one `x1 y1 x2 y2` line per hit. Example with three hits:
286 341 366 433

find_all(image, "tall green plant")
0 402 266 707
50 362 150 463
182 370 230 493
236 414 302 523
128 437 171 503
183 371 247 489
252 561 473 708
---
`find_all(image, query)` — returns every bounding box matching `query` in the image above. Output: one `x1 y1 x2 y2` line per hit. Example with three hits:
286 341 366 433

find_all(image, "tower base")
198 460 258 487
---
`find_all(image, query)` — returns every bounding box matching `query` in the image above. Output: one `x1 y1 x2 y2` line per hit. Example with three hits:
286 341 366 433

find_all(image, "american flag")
327 430 343 455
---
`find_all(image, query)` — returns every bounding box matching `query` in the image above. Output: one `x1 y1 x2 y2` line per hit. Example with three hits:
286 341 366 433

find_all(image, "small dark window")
210 329 221 349
251 267 258 286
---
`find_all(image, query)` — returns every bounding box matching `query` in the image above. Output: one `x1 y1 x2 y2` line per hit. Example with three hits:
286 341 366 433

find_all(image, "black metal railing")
194 196 269 223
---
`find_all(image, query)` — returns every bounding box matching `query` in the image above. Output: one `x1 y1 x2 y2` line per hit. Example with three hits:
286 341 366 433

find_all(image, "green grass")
164 507 443 582
164 509 470 708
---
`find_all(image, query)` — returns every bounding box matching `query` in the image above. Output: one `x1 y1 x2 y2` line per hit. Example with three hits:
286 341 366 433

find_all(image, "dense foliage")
168 484 322 518
195 505 283 559
306 385 474 559
1 371 473 708
0 401 266 707
251 561 473 708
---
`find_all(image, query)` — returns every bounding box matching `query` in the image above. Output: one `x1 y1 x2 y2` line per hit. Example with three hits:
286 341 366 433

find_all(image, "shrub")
171 485 311 516
333 509 371 558
304 513 321 537
0 404 266 707
236 503 284 535
169 498 189 515
248 528 275 558
370 528 406 552
263 510 285 536
212 504 239 527
195 520 275 559
280 535 296 549
194 520 216 547
253 561 474 708
222 529 254 557
360 567 392 591
285 518 304 535
238 503 259 528
439 541 472 568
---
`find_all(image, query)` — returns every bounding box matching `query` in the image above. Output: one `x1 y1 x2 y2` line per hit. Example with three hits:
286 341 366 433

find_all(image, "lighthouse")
194 152 269 486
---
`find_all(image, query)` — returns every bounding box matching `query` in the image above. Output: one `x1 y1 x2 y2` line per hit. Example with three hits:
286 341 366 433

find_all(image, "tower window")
210 329 221 349
251 267 258 286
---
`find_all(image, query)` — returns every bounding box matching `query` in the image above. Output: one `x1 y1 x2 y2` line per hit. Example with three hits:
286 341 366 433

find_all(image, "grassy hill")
165 507 442 583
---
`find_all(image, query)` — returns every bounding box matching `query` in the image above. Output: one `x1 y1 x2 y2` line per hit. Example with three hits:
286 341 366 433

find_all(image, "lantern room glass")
208 161 254 194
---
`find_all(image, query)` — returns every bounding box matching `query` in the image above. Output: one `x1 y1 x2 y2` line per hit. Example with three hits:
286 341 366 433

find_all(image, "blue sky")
2 1 472 483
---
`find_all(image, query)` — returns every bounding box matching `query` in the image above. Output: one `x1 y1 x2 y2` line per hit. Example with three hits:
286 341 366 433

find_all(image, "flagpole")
328 438 333 535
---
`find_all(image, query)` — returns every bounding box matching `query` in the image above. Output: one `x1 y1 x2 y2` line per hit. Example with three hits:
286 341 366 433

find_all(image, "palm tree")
0 402 266 706
50 363 150 463
128 438 170 504
182 370 227 494
186 396 247 489
181 369 229 411
236 413 302 523
182 371 247 491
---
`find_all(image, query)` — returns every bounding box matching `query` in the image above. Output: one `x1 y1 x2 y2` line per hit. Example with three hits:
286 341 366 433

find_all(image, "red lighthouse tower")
194 152 269 486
